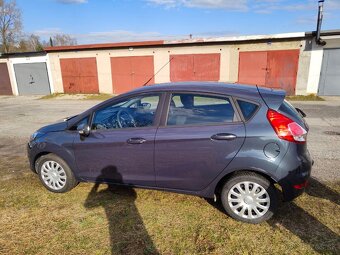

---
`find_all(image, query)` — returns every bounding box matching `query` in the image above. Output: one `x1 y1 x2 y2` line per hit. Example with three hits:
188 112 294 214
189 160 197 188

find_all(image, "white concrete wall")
295 39 312 95
306 44 324 94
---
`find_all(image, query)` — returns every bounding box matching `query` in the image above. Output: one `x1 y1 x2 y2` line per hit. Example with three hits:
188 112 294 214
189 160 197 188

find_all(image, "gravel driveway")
0 96 339 181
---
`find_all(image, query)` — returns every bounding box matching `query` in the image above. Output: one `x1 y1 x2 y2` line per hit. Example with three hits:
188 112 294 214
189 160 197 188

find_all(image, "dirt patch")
0 156 31 181
324 131 340 136
0 136 27 157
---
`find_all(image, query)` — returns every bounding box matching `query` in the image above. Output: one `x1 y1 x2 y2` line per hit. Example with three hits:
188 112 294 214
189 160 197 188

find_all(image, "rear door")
155 92 245 191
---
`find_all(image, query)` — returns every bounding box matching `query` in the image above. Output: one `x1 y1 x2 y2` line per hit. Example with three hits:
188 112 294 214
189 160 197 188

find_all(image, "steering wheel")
117 109 136 128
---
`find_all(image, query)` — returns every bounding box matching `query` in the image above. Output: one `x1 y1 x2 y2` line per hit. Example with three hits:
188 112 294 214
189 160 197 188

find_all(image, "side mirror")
78 124 91 137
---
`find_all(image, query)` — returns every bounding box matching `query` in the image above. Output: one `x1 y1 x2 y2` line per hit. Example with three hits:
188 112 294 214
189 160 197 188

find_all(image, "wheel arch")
214 169 278 196
33 151 53 173
33 151 72 174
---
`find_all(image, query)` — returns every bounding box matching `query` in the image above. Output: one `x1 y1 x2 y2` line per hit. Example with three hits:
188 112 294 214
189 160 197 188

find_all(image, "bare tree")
15 34 44 52
0 0 22 53
28 34 43 51
51 33 77 47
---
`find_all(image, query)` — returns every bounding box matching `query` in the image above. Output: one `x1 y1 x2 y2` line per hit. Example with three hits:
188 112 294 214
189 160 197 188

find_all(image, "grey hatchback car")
27 82 312 223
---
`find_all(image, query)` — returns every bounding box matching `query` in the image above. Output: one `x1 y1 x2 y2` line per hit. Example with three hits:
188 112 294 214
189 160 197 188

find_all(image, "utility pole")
315 0 326 46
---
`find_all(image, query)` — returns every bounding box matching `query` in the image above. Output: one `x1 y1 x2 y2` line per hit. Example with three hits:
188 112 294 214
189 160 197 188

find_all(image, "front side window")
167 93 235 126
92 94 160 130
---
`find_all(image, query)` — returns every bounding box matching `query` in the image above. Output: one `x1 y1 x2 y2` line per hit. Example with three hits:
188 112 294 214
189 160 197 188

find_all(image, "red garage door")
238 50 299 95
111 56 154 94
170 53 220 82
60 58 99 93
0 63 12 95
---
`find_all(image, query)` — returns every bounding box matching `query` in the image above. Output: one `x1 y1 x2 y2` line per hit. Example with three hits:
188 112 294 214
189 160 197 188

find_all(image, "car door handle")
127 137 146 144
211 133 237 141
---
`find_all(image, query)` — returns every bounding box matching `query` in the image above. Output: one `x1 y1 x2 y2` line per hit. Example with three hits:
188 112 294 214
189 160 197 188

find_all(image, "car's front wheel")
221 172 278 224
36 153 78 193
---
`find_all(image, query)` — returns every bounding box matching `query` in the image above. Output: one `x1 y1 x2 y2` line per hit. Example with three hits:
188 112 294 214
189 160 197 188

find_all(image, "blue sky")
17 0 340 44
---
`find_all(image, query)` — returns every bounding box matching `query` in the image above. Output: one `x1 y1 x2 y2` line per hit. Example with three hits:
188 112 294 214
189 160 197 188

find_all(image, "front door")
73 94 162 186
155 93 245 191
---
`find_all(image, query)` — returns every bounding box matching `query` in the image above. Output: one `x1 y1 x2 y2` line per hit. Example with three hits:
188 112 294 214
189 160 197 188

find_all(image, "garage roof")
44 32 307 53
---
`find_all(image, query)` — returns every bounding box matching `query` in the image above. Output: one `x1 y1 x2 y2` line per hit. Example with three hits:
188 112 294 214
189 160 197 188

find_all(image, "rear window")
237 100 259 121
167 93 236 126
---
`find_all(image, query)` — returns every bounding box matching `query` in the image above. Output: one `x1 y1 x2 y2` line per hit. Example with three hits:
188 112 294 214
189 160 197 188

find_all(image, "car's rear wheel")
36 154 78 193
221 172 278 224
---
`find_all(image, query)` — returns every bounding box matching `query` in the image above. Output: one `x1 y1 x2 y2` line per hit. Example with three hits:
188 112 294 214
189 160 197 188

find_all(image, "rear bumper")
278 150 313 201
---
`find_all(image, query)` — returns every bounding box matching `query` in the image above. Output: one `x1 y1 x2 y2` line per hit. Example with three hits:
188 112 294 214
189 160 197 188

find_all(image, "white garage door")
319 48 340 96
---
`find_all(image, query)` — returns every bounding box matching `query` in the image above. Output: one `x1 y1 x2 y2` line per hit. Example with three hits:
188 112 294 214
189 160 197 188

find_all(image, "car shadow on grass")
207 177 340 254
305 177 339 205
84 166 159 255
268 177 340 254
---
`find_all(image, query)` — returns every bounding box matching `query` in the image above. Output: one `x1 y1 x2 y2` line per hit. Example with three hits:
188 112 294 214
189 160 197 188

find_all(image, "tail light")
294 180 308 189
267 109 307 143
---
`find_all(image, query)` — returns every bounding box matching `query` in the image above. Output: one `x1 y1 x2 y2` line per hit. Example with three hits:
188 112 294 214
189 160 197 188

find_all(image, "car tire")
36 153 78 193
221 171 278 224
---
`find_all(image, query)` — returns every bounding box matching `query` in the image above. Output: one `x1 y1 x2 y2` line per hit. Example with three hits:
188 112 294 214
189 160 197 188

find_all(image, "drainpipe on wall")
316 0 326 46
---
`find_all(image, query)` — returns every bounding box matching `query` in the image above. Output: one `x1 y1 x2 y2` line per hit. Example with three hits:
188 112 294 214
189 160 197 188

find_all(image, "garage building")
45 34 310 96
0 52 54 95
1 30 339 96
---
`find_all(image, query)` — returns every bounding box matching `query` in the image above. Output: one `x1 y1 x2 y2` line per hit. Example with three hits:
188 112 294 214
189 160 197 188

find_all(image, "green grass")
286 94 325 101
39 93 64 99
39 93 114 101
0 156 339 255
83 94 113 100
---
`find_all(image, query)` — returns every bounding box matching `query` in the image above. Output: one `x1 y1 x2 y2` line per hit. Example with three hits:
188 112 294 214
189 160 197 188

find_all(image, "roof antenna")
143 57 174 86
315 0 326 46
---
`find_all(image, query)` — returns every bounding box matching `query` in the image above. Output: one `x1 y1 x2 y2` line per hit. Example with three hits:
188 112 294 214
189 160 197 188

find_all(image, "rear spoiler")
256 85 286 110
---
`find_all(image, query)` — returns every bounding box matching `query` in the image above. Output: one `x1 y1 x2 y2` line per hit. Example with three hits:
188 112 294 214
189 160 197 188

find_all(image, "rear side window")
167 93 235 126
237 100 258 121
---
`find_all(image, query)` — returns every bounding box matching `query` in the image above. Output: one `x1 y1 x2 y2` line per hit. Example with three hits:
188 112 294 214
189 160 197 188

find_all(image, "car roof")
127 81 265 99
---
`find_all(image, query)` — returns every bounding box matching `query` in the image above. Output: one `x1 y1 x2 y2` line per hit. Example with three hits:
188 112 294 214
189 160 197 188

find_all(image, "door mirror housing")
78 124 91 137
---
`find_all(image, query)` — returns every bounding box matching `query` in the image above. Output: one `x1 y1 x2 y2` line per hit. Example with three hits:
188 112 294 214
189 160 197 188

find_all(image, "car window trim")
68 115 90 131
160 91 242 127
88 92 166 132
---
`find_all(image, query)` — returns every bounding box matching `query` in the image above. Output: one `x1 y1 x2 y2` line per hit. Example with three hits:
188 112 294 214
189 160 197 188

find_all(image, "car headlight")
29 131 44 142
